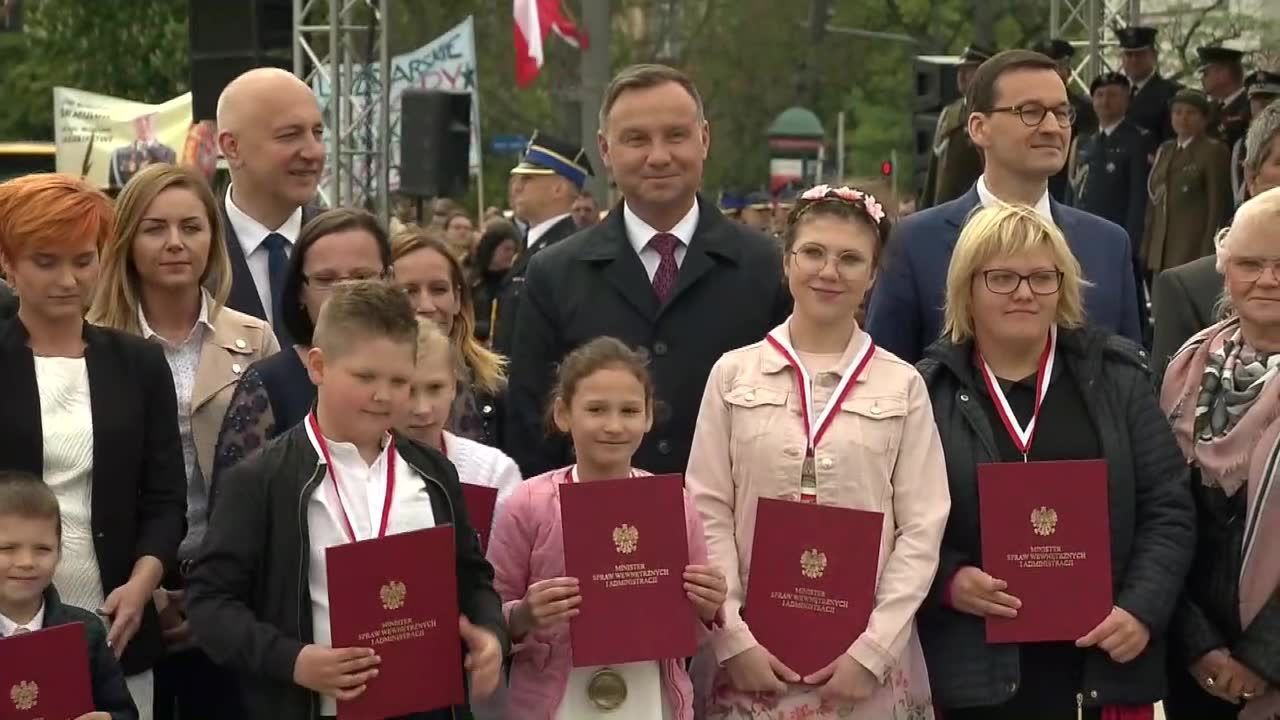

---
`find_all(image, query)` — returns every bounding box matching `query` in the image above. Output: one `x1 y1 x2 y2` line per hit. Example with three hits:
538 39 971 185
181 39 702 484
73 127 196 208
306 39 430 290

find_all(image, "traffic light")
880 160 893 177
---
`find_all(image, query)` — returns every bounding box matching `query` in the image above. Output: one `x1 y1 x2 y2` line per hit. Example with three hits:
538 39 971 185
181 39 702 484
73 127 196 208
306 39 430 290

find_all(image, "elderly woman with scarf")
1160 187 1280 720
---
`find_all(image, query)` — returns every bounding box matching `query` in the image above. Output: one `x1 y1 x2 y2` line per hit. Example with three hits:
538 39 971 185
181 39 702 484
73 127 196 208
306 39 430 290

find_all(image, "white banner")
313 15 479 196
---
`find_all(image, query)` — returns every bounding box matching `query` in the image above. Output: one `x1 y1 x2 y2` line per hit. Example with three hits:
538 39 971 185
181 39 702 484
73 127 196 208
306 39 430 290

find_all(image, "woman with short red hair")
0 174 186 720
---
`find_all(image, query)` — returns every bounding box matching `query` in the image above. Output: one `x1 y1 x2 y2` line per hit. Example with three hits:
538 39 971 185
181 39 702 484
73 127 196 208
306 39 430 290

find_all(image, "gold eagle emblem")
10 680 38 711
800 548 827 579
612 524 639 554
380 580 407 610
1031 506 1058 537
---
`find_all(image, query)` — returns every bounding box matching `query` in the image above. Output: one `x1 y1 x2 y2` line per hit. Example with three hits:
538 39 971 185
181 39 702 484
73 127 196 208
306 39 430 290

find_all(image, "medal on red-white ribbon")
307 412 396 542
977 326 1057 463
764 326 876 496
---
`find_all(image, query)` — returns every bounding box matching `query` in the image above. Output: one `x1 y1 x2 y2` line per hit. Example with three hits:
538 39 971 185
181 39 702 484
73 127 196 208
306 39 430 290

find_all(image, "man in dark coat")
1118 26 1181 145
1036 38 1098 202
490 132 592 356
503 64 790 477
216 68 326 347
867 50 1143 363
1198 45 1251 151
921 43 995 209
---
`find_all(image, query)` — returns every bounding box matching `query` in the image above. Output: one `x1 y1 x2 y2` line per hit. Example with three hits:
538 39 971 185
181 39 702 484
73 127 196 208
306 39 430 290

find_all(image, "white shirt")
0 603 44 636
1100 120 1123 137
1222 86 1246 108
303 421 436 716
623 201 699 282
1129 72 1153 94
224 186 303 321
526 212 572 250
442 430 522 518
1178 137 1196 150
976 175 1054 222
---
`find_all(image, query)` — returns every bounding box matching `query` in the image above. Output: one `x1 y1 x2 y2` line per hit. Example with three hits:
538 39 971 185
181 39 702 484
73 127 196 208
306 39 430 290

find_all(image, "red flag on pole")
514 0 588 88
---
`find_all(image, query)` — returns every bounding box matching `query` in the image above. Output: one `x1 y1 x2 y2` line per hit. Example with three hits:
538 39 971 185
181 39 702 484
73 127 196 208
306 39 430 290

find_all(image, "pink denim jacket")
485 466 712 719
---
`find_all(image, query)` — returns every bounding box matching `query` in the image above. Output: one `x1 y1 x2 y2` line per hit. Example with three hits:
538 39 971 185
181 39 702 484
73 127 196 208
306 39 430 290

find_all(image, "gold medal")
801 454 816 485
587 668 627 711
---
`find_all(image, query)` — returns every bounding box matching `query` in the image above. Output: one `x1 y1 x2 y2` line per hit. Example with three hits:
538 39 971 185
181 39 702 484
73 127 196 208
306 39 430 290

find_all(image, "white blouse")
34 357 105 613
443 430 523 520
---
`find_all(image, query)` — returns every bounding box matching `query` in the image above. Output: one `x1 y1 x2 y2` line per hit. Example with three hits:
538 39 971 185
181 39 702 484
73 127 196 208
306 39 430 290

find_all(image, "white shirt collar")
1101 120 1123 136
526 212 572 248
0 602 45 637
623 200 700 256
225 185 304 257
138 289 215 343
1223 86 1246 107
976 175 1054 222
1129 71 1154 93
303 414 394 469
1178 136 1196 150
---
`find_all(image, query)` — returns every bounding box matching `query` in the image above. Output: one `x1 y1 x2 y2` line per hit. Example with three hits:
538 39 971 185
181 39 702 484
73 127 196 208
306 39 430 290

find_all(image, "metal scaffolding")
1050 0 1142 90
293 0 391 222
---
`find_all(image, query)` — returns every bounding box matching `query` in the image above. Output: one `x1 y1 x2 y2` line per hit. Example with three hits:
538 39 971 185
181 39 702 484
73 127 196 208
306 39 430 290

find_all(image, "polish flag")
514 0 588 88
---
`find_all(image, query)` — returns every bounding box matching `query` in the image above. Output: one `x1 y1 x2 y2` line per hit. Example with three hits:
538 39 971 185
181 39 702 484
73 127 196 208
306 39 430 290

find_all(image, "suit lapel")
191 314 255 412
221 204 267 321
663 200 741 314
0 321 44 474
583 211 660 322
942 188 983 243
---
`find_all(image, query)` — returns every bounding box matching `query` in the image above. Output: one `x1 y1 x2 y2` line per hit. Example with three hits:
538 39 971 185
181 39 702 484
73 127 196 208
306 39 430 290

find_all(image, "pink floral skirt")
704 632 933 720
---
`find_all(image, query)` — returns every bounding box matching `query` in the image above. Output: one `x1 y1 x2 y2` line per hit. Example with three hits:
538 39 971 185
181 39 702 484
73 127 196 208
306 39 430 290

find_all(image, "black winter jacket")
915 327 1195 709
186 423 508 720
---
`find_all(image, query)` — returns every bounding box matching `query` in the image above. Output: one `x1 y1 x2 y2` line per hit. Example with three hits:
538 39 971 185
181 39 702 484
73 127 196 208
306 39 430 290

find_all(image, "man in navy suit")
867 49 1143 363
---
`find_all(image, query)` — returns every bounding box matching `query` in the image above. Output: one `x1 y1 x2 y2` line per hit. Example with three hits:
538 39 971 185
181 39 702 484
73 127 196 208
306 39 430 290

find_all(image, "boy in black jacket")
0 471 138 720
186 282 507 720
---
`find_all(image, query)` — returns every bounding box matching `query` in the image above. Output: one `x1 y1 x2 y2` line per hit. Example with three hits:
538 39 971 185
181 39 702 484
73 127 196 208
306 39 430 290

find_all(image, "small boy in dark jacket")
186 281 507 720
0 471 138 720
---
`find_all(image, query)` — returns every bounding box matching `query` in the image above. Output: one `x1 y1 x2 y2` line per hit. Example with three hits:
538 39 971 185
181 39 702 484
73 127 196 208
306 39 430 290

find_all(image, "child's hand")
683 564 727 624
292 644 381 700
512 577 580 639
73 713 111 720
460 615 502 700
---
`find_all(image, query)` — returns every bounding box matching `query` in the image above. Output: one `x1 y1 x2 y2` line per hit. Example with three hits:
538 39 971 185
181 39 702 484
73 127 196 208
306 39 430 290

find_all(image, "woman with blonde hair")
391 225 507 445
89 164 276 719
916 203 1194 719
1159 188 1280 720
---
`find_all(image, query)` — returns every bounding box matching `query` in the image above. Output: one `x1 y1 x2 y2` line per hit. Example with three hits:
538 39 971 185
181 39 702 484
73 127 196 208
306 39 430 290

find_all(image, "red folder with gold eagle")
327 526 463 719
979 459 1113 643
0 622 93 720
560 473 697 667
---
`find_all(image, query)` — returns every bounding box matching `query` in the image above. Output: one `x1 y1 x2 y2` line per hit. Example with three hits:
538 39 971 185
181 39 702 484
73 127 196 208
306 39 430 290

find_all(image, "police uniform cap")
1033 39 1075 61
1090 71 1131 95
1246 69 1280 98
510 131 595 189
1196 46 1245 73
959 43 996 65
1115 26 1158 51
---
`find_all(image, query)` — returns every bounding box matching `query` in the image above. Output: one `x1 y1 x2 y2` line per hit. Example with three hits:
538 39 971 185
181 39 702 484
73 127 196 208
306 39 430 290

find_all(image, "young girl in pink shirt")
486 337 726 719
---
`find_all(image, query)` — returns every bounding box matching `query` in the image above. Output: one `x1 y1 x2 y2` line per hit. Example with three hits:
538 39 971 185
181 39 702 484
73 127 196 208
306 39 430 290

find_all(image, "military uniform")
1142 92 1233 276
1232 70 1280 202
1197 46 1251 150
1116 26 1181 144
921 43 992 208
1073 120 1153 246
109 139 177 189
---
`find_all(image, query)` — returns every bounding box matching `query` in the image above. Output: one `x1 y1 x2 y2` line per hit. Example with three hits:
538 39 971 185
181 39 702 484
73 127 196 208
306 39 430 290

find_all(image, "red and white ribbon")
308 412 397 542
977 326 1057 461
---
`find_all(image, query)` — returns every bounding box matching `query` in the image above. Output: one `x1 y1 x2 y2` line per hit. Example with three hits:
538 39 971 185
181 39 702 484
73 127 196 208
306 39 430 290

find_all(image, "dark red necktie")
649 232 680 303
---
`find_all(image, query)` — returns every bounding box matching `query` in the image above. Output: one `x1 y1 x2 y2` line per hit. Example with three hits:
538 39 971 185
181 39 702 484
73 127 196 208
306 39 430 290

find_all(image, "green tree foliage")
0 0 189 140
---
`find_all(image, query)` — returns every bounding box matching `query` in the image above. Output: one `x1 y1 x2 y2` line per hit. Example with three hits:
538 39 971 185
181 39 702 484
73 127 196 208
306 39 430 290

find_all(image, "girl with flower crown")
686 185 947 718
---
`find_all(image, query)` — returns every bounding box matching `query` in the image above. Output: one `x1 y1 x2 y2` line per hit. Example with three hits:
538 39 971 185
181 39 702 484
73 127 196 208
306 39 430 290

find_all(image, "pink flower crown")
796 184 886 224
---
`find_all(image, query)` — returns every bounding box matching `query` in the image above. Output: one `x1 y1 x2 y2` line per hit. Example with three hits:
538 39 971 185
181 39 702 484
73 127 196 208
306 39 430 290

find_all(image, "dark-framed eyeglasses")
302 269 388 290
986 103 1077 128
979 269 1064 295
788 243 869 279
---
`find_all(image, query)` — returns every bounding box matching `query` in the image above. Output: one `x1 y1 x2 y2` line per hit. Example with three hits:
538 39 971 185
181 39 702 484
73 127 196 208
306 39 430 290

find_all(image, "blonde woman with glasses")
915 203 1194 719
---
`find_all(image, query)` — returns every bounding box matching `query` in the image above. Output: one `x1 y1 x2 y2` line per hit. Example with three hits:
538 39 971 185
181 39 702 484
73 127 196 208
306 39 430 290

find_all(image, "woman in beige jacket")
686 185 949 718
89 163 277 720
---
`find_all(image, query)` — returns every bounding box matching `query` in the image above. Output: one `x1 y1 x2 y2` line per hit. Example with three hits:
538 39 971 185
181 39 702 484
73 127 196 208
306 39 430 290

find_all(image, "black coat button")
657 439 672 455
653 341 669 356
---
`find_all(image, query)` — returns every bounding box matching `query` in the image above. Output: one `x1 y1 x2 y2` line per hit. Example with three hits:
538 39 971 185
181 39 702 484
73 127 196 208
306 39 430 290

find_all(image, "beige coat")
686 320 950 685
1142 134 1232 274
190 307 279 483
